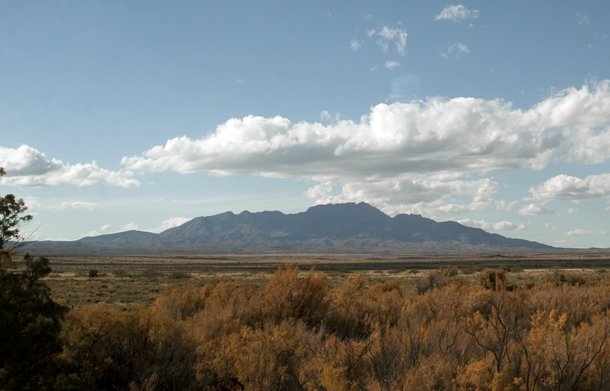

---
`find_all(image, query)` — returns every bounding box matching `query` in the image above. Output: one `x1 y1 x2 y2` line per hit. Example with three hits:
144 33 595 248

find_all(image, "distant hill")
23 202 554 255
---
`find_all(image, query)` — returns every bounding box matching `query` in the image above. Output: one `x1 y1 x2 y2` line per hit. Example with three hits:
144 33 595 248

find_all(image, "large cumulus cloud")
122 81 610 213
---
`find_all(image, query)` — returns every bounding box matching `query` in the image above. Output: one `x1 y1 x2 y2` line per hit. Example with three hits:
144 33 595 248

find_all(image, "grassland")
33 251 610 308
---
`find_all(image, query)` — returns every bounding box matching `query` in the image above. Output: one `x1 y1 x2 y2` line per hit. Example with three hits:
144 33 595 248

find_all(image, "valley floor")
32 251 610 307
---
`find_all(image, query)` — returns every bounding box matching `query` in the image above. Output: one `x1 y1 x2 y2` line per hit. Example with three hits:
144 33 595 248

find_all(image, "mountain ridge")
22 202 554 255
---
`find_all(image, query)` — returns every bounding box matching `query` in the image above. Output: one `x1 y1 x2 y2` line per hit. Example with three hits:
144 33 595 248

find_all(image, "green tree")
0 167 33 267
0 167 67 390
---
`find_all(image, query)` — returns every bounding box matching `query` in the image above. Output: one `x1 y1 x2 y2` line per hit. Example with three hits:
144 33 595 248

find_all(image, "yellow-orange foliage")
56 266 610 391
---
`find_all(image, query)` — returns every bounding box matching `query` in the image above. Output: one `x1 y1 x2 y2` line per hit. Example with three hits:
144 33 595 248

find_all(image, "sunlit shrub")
478 268 507 291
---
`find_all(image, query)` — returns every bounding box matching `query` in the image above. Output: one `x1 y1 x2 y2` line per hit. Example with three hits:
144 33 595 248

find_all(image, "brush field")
36 251 610 308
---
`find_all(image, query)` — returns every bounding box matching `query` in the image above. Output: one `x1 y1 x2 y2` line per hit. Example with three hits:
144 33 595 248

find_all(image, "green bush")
0 255 67 389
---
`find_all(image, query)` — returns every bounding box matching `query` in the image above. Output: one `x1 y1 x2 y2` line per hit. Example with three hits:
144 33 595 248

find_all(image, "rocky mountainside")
24 202 553 255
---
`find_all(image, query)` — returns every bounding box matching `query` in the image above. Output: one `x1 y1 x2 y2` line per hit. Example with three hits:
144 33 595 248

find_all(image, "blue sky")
1 0 610 248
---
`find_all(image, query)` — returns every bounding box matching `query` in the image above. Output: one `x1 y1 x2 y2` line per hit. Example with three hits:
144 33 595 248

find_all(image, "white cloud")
543 223 557 230
0 145 139 188
434 5 479 22
568 208 578 213
122 97 555 177
22 196 42 211
577 13 590 26
320 111 341 123
350 38 363 50
565 125 610 164
441 42 470 59
306 177 503 215
385 60 400 70
84 224 112 238
49 201 98 211
120 223 139 232
367 26 407 55
458 218 525 232
528 173 610 202
148 217 192 233
122 80 610 215
519 203 555 215
566 229 607 236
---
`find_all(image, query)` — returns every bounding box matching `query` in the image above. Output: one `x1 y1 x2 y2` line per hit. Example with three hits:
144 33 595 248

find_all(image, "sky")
1 0 610 248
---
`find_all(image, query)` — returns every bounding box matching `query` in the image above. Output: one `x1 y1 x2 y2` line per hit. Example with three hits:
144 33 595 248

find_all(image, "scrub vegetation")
4 167 610 390
6 260 610 390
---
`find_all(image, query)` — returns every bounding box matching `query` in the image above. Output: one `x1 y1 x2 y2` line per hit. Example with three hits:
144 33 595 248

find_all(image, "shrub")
416 267 458 294
459 265 482 275
0 255 67 390
88 269 98 278
112 269 130 278
478 268 507 291
508 265 524 273
169 271 192 279
264 264 329 327
140 269 162 278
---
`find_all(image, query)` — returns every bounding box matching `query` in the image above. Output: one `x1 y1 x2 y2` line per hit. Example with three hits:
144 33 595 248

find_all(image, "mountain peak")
30 202 553 254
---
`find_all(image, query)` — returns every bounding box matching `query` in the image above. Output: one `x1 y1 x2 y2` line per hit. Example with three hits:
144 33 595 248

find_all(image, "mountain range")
23 202 553 255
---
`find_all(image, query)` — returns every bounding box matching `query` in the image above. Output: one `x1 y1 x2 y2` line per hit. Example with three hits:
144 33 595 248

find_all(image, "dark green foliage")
0 254 68 390
0 167 33 251
88 269 99 278
0 167 67 389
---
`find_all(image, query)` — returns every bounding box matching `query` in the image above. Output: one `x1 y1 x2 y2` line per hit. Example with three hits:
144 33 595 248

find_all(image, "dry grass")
34 252 610 308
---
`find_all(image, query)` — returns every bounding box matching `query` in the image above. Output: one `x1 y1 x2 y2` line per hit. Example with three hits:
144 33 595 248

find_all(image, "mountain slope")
24 202 553 255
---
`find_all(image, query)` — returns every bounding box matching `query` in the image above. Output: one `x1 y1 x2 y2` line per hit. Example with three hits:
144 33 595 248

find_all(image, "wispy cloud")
367 26 407 55
566 229 606 236
120 223 139 232
576 13 590 26
441 42 470 59
320 111 341 123
148 217 192 233
458 218 525 232
49 201 98 211
435 5 479 22
519 203 554 216
350 38 363 51
85 224 112 238
384 60 400 70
